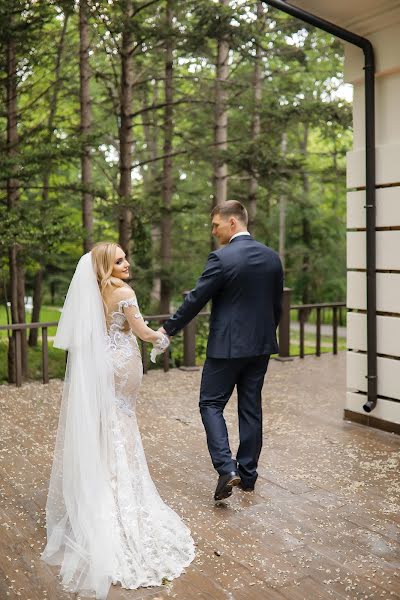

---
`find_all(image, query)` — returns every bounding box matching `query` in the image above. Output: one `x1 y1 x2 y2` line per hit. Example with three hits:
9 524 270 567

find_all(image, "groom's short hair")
211 200 248 225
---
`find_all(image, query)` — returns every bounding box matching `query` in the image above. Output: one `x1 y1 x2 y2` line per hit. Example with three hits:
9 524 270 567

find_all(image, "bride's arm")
115 288 163 345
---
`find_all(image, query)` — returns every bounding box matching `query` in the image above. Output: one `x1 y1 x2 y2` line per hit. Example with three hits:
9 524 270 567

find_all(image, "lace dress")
103 295 195 590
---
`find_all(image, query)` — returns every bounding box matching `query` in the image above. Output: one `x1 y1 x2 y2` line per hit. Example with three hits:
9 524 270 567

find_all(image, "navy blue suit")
163 235 283 486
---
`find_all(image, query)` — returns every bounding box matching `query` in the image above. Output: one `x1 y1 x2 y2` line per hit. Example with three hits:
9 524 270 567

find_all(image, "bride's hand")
150 331 170 363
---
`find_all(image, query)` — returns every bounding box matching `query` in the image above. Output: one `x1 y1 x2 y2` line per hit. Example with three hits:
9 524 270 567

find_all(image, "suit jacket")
163 235 284 359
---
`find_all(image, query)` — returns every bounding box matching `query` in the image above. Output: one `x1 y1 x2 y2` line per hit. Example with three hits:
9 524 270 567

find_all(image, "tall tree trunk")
301 124 311 304
159 0 174 315
248 0 263 233
6 33 25 381
213 0 229 209
118 0 134 258
279 131 288 273
80 0 93 253
29 13 69 347
141 82 161 306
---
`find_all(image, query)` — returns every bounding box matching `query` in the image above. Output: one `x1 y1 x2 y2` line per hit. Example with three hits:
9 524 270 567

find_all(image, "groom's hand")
158 326 172 339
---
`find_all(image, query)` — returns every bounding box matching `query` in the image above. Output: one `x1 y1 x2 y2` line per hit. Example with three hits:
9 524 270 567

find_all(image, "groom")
162 201 283 501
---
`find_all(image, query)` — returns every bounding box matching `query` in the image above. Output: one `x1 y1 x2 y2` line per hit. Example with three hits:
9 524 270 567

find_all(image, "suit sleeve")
163 252 224 336
273 259 284 327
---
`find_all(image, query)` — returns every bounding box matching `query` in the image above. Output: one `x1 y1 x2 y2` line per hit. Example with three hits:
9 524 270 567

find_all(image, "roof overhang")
287 1 400 36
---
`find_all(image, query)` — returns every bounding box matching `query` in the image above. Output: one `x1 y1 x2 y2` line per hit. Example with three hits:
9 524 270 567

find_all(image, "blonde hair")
91 242 125 298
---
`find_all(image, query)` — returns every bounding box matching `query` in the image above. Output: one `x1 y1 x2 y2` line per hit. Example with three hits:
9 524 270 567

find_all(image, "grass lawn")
0 305 60 339
0 339 66 384
289 332 347 355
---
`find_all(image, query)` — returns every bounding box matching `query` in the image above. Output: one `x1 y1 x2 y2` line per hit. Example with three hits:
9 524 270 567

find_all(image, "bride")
42 242 195 599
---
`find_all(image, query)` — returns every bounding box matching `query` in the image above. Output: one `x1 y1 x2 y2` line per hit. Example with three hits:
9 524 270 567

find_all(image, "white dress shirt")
229 231 251 243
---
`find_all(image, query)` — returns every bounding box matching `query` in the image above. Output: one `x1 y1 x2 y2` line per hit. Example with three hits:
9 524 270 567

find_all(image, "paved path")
1 353 399 600
290 322 347 338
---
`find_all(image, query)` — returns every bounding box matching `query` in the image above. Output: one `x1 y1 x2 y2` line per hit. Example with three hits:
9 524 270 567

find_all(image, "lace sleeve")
118 296 142 319
116 291 160 344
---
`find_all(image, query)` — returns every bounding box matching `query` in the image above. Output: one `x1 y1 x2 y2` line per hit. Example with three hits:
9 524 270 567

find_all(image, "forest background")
0 0 351 380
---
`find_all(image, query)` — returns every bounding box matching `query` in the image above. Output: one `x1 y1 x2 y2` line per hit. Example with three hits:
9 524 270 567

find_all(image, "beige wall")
289 0 400 427
345 23 400 426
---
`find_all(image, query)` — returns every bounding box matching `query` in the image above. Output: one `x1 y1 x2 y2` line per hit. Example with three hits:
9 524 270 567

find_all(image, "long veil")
42 252 118 599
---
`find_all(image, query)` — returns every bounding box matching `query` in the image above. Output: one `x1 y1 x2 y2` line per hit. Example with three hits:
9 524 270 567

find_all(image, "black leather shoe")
214 471 241 501
239 481 255 492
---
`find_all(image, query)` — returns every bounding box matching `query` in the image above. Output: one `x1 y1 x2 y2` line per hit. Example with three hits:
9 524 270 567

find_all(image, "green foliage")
0 0 351 319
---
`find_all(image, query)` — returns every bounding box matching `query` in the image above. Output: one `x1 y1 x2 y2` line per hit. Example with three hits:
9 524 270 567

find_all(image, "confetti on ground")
0 353 399 599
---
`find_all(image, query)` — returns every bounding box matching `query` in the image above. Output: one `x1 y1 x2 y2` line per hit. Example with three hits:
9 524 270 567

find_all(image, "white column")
345 23 400 427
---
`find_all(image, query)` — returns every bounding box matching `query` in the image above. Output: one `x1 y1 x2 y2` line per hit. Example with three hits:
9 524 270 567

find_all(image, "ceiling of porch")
287 0 400 35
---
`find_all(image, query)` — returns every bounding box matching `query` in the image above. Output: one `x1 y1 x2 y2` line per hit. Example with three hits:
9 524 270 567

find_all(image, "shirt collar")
229 231 251 243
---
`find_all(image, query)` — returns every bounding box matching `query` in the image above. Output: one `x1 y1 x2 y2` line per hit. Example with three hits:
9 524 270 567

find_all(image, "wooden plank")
0 506 71 600
281 545 398 599
1 354 400 599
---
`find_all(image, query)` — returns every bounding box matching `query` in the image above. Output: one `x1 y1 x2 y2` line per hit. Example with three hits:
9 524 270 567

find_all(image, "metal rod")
263 0 377 411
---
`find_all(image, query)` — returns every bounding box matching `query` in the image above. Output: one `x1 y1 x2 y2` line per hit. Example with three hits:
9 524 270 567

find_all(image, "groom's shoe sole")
214 472 241 501
239 481 255 492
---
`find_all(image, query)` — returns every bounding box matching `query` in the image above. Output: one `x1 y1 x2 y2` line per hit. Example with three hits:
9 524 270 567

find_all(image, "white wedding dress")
42 254 195 599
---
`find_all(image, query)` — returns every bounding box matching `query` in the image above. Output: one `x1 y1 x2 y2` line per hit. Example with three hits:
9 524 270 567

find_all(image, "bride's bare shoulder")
113 283 135 297
108 284 136 304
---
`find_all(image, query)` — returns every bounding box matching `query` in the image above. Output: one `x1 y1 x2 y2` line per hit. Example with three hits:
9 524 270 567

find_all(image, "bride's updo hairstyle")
91 242 125 297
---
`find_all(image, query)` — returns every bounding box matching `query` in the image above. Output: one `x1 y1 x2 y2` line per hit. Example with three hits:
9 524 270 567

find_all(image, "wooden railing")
278 288 346 359
0 321 57 387
1 289 345 387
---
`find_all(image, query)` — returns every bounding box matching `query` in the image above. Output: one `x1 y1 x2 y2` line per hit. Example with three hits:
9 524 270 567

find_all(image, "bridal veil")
42 252 118 598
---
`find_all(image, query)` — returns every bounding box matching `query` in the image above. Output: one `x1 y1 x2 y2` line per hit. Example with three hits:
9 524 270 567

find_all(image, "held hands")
150 330 170 363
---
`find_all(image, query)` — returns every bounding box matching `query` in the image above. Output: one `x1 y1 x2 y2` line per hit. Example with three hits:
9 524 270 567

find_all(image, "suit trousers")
199 355 270 487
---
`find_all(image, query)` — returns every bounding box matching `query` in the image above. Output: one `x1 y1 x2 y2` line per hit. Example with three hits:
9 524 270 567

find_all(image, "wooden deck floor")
0 353 399 600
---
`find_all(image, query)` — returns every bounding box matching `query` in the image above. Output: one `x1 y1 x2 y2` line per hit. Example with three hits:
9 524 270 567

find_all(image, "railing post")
15 330 22 388
42 327 49 384
316 308 321 357
278 287 291 358
182 291 196 368
299 309 305 359
141 340 148 374
163 347 170 372
333 306 338 355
